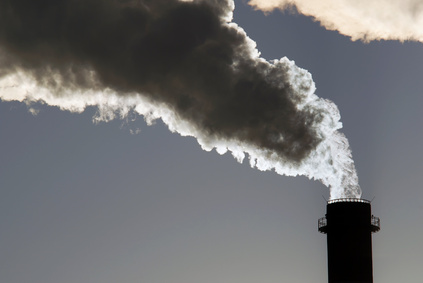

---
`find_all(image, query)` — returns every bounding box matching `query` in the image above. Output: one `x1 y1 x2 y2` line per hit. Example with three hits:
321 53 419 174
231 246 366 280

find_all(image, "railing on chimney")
318 214 380 234
371 215 381 233
318 217 328 234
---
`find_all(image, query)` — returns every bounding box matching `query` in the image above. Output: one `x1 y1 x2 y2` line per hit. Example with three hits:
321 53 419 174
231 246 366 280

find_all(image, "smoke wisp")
249 0 423 42
0 0 361 199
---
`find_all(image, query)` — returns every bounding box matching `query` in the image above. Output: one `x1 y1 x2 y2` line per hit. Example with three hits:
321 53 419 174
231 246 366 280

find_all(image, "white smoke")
0 62 360 200
0 0 361 199
249 0 423 42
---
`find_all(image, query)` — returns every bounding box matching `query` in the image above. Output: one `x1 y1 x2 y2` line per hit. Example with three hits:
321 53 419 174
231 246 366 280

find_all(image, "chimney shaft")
318 199 380 283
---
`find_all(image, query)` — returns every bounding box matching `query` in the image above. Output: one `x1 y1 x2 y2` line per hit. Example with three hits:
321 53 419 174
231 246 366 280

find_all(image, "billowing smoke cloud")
249 0 423 42
0 0 360 199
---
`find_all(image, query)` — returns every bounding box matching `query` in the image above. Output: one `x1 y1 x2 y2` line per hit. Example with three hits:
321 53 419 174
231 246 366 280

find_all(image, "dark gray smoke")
0 0 361 199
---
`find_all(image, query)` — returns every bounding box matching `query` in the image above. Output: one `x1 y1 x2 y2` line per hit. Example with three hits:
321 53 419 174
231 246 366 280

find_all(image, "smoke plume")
249 0 423 42
0 0 361 199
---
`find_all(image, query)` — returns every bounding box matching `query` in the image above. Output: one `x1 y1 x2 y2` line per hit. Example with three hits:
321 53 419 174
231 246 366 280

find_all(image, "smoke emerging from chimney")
249 0 423 42
0 0 361 199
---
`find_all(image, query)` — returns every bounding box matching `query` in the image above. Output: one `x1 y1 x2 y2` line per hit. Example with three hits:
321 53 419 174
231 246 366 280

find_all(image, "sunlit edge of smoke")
0 67 361 200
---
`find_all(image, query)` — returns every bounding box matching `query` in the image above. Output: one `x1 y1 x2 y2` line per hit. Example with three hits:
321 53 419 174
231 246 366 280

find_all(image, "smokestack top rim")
327 198 371 205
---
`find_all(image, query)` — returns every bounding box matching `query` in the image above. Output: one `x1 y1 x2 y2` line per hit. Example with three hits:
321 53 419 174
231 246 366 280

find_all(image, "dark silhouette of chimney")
318 199 380 283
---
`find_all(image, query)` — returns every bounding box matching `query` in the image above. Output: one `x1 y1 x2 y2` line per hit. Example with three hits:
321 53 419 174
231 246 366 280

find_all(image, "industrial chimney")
318 198 380 283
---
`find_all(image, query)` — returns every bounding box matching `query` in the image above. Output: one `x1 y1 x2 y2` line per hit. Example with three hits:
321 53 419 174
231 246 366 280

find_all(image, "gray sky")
1 1 423 282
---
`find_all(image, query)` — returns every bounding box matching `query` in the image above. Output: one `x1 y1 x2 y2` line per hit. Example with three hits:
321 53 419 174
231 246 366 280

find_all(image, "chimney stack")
318 199 380 283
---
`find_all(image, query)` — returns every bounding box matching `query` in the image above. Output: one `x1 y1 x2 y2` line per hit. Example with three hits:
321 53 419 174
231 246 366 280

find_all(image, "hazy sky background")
1 1 423 283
